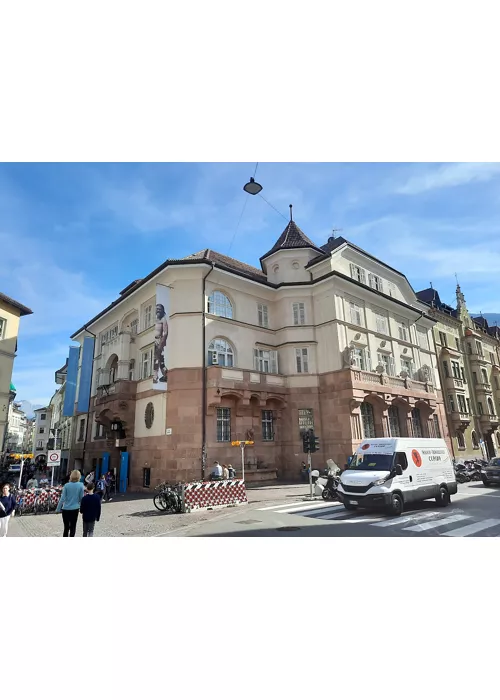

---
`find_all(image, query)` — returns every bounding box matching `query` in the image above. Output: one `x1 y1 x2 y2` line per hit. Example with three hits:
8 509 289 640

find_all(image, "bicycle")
153 482 183 513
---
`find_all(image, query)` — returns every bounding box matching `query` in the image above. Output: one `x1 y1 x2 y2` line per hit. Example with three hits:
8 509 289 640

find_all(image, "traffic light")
312 434 320 453
302 431 311 453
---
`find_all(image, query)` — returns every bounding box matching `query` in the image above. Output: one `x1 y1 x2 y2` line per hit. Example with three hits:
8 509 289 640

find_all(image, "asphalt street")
169 481 500 537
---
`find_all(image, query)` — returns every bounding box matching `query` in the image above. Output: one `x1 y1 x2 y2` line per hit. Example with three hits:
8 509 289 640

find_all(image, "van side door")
394 451 415 501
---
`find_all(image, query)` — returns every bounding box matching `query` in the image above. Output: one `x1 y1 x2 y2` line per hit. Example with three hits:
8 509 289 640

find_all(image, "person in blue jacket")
0 483 17 537
56 470 84 537
80 483 101 537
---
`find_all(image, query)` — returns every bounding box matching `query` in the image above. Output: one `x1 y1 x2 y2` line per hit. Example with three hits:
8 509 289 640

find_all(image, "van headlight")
372 478 387 486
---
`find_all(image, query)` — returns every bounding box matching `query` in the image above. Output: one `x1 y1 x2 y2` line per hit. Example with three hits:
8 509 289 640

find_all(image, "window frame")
140 347 154 379
208 290 233 319
375 312 388 335
295 347 310 373
254 348 278 374
350 263 366 285
349 301 364 327
257 303 269 328
216 407 231 442
360 402 376 439
0 317 6 340
292 302 306 326
142 304 153 331
261 410 274 441
209 338 235 367
398 322 409 342
368 273 383 292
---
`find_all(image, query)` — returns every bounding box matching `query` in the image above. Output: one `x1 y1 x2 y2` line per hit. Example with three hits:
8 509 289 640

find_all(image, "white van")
338 438 457 516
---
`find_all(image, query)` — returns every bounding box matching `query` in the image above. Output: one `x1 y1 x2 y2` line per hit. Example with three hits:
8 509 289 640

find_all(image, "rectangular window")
377 353 396 376
375 313 388 335
143 468 151 488
417 327 429 350
292 302 305 325
36 440 43 449
295 348 309 373
478 402 484 415
460 367 466 382
439 331 447 347
0 317 5 339
451 361 460 379
398 323 409 342
39 427 45 434
253 348 278 374
433 415 442 439
401 358 413 377
442 361 449 377
141 348 154 379
143 304 153 330
298 408 314 435
481 368 489 384
490 352 495 364
368 273 383 292
352 347 370 371
466 397 471 414
455 337 461 351
78 419 85 442
257 303 269 328
41 413 46 421
350 263 366 284
261 410 274 441
130 319 139 335
472 371 478 385
216 408 231 442
457 394 467 413
476 341 483 356
349 302 364 327
449 395 455 412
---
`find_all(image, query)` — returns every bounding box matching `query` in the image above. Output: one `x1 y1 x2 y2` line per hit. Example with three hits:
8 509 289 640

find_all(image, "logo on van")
412 449 422 467
361 444 370 450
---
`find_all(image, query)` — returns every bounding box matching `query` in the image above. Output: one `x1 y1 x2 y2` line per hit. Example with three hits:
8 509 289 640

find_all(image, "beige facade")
0 292 32 452
66 222 450 490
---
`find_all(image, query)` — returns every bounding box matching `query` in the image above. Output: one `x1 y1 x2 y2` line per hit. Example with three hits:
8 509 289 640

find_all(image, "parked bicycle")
153 482 183 513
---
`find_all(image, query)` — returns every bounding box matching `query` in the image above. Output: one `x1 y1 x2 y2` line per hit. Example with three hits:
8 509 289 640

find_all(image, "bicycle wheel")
153 494 168 511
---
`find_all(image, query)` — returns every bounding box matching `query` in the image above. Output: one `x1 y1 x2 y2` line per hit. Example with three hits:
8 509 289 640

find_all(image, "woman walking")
0 483 17 537
56 470 84 537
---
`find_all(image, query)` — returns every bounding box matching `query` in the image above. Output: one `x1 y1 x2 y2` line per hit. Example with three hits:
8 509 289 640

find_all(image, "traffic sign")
48 450 61 466
231 440 255 446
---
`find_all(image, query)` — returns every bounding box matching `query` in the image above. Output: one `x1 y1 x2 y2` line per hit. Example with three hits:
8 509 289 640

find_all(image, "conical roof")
260 220 322 263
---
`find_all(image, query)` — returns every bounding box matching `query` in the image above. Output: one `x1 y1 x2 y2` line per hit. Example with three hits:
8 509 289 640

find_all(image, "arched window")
208 338 234 367
472 430 479 449
208 291 233 319
388 405 401 437
360 402 376 438
411 408 423 438
457 431 465 449
109 356 118 384
487 397 495 415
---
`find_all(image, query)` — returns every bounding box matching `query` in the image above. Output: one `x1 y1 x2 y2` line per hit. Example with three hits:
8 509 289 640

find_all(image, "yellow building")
0 292 33 452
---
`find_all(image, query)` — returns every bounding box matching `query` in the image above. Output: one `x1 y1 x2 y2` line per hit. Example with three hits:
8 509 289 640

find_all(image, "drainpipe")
201 262 216 480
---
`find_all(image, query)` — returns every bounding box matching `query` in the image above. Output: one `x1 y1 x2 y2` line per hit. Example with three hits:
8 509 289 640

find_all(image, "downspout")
201 262 216 480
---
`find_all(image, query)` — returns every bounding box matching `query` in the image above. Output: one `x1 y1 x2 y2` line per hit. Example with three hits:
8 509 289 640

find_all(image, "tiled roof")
306 236 347 267
182 249 268 282
260 220 323 261
0 291 33 316
416 287 442 306
473 315 489 330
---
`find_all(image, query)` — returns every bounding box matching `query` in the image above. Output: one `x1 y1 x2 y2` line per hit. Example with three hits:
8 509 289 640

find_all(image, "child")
79 483 101 537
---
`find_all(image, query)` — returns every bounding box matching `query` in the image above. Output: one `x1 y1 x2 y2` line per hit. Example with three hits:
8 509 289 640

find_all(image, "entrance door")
119 452 129 493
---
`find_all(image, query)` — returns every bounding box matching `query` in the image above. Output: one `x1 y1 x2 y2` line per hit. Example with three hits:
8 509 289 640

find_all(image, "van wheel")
388 493 404 516
436 486 450 507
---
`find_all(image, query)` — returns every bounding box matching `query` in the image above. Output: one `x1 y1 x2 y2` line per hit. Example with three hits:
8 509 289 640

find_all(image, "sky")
1 161 500 410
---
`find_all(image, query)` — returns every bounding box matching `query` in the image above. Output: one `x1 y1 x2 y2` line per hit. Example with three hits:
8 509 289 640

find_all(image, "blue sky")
1 162 500 408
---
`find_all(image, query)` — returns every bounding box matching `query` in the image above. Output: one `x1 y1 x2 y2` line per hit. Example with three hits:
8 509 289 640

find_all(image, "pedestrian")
84 470 95 486
56 470 84 537
222 464 229 480
105 471 112 501
210 461 223 480
300 460 309 482
27 475 38 489
79 483 101 537
96 473 107 502
227 464 235 478
0 483 17 537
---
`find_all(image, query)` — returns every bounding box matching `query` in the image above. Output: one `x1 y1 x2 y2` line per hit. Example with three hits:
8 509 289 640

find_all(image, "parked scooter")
321 472 341 501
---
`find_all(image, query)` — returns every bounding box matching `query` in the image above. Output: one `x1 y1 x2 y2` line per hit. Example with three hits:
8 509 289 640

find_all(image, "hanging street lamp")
243 176 263 195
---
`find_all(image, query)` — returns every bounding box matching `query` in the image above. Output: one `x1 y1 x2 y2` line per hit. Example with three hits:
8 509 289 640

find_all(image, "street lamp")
243 177 263 195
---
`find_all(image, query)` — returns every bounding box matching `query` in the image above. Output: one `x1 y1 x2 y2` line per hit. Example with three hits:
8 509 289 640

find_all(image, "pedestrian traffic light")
302 431 311 453
313 435 320 453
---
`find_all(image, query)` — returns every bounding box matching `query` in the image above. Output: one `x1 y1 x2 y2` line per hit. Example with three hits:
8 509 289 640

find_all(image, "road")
164 481 500 537
7 481 500 537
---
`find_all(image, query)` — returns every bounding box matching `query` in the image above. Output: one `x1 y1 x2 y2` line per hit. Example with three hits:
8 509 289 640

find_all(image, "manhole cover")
276 526 301 532
236 519 262 525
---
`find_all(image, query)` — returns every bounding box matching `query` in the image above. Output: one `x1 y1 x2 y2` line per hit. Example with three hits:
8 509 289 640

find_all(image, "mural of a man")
153 303 168 384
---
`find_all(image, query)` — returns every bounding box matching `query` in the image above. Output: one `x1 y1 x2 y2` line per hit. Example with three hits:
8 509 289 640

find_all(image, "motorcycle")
321 473 341 501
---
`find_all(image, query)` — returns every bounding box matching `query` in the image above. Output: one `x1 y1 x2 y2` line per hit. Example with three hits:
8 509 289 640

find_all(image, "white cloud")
395 162 500 195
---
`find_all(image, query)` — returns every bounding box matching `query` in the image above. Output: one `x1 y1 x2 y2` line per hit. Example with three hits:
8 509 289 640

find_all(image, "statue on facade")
342 345 355 368
420 365 431 382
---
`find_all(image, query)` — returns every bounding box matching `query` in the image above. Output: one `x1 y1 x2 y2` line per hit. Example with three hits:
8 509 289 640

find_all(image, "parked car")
481 458 500 487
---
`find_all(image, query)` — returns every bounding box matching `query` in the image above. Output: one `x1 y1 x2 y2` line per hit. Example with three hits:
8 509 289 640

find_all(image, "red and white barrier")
182 480 247 512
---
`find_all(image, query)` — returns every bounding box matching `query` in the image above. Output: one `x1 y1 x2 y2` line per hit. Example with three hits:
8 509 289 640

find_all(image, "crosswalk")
257 500 500 536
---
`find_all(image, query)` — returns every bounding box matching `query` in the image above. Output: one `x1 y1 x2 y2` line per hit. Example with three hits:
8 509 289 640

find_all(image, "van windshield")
350 453 394 471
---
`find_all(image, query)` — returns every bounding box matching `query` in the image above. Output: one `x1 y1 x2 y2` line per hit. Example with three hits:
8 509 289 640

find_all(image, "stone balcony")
450 411 471 429
445 376 466 391
94 379 137 407
479 413 500 430
475 382 493 395
350 370 436 396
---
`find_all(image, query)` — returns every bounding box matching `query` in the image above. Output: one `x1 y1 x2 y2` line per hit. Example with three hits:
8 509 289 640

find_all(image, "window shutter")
270 350 278 374
364 348 371 371
293 303 298 325
388 356 396 376
302 349 309 373
300 304 305 324
350 263 356 280
253 348 259 371
359 268 366 285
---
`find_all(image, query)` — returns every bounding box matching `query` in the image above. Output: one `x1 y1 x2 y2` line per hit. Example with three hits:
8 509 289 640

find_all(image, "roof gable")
260 220 323 262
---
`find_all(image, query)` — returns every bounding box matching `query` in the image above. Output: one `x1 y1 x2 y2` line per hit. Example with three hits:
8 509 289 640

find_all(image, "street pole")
241 442 245 482
308 449 313 499
50 427 58 487
18 457 24 490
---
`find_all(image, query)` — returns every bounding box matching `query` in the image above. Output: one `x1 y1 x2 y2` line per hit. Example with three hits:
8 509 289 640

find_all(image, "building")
417 284 500 460
0 292 33 451
33 407 52 467
67 217 449 490
22 417 35 454
4 401 29 451
48 360 73 479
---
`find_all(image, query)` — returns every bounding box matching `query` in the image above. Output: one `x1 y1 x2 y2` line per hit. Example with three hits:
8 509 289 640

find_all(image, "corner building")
69 219 450 489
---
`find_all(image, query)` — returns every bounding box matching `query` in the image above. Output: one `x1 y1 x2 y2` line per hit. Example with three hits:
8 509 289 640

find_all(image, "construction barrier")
15 486 63 515
182 479 247 512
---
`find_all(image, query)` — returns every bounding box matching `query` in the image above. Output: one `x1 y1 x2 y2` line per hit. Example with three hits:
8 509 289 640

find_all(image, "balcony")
475 382 492 395
95 379 137 406
445 376 465 391
350 370 435 395
450 411 471 429
469 352 488 367
480 413 500 430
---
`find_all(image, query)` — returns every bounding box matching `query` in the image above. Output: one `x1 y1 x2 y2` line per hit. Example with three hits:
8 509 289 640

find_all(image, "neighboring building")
0 292 33 451
67 218 449 490
33 407 52 467
22 417 35 454
417 285 500 460
48 360 73 479
5 402 27 451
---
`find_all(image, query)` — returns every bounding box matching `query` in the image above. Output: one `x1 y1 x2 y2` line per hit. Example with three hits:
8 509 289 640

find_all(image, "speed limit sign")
48 450 61 466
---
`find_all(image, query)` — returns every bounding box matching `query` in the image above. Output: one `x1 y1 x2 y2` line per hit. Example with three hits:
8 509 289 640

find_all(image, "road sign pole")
241 442 245 483
50 428 58 487
18 457 24 490
308 450 313 499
